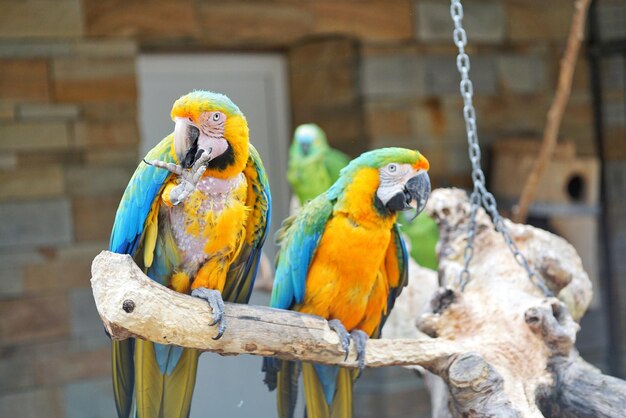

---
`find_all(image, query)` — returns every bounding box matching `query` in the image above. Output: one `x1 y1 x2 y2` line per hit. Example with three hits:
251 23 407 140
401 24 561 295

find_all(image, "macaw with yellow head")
263 147 430 418
109 90 271 418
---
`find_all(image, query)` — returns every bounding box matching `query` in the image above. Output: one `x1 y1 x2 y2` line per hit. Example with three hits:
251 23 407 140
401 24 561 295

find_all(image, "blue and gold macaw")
263 148 430 418
109 91 271 418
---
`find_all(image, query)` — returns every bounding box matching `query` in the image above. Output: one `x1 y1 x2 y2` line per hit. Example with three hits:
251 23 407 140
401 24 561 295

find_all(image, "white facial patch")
376 163 416 205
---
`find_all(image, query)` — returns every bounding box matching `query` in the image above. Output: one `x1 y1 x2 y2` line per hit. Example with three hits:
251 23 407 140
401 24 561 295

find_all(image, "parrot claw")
150 150 213 205
191 287 226 340
350 329 368 372
328 319 351 360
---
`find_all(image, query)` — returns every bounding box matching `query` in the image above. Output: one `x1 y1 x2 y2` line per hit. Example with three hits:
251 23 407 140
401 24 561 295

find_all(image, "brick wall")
0 1 609 417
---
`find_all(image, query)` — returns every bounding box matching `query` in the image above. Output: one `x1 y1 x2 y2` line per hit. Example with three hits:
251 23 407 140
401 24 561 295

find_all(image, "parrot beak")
385 171 431 220
300 142 311 156
404 171 431 221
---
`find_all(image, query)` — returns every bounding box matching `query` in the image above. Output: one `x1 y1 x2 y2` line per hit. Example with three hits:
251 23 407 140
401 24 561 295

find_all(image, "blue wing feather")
109 135 175 256
270 194 333 310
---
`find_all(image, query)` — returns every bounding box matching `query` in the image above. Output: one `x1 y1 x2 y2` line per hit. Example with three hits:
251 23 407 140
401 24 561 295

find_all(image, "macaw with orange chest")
109 91 270 418
263 147 430 418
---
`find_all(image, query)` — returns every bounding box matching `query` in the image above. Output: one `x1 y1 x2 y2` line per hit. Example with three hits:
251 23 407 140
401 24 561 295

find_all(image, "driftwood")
91 250 463 368
91 188 626 417
389 188 624 417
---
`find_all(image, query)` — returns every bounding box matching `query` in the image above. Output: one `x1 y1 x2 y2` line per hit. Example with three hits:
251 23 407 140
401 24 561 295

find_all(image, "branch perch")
91 188 626 417
513 0 591 223
91 251 460 369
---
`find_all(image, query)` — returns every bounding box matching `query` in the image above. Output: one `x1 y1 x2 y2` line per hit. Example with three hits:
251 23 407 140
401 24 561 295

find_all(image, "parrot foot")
191 287 226 340
350 329 369 372
328 319 351 360
149 149 212 205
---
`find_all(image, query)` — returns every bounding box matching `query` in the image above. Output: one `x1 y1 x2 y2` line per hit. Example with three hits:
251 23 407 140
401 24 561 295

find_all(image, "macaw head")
291 123 329 158
170 90 249 179
329 147 431 221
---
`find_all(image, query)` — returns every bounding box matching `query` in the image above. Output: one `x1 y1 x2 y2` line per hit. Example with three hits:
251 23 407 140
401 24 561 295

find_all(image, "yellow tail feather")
301 364 354 418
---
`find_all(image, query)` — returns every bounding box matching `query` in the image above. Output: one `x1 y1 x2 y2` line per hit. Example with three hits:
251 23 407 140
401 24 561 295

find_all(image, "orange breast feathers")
295 167 398 336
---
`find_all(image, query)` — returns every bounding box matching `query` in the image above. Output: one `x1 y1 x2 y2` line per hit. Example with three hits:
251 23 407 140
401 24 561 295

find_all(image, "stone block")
23 258 92 293
0 294 70 346
196 2 311 47
0 103 15 120
82 103 138 122
0 153 17 170
65 378 116 418
64 166 133 197
366 105 413 138
508 0 573 41
0 266 23 299
497 55 547 94
361 54 423 97
0 0 82 38
290 39 356 68
313 0 413 41
0 337 110 391
0 41 72 58
53 57 136 103
33 346 110 386
84 146 139 166
0 166 64 201
0 199 72 248
0 59 49 101
422 55 497 96
0 123 70 151
0 388 64 418
84 0 199 38
0 250 42 298
72 196 119 242
416 1 505 43
17 104 81 120
73 121 140 147
411 97 467 143
71 39 138 57
291 64 357 108
69 288 106 339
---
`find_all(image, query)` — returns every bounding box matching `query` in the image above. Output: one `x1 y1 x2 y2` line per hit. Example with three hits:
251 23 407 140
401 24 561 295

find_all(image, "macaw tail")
302 363 355 418
265 358 356 418
112 339 200 418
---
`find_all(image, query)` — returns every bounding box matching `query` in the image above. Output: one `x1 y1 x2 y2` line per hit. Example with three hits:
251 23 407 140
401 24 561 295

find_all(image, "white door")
136 54 292 418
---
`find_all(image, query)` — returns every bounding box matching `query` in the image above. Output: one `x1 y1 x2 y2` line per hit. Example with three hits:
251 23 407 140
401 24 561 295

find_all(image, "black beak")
181 125 201 169
385 172 431 220
300 142 310 156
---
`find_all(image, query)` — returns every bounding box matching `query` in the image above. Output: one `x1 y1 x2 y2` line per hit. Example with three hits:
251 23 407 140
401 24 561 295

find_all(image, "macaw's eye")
212 113 221 122
388 163 397 173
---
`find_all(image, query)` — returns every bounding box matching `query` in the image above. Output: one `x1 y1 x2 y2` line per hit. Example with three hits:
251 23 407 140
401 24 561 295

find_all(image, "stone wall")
0 1 613 417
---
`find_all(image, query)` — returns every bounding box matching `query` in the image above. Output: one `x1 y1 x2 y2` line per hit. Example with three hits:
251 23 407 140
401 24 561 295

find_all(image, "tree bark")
91 251 460 369
91 188 626 417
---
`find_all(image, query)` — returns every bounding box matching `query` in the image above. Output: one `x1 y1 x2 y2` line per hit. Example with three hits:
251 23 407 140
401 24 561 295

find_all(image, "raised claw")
350 329 369 372
152 149 214 205
191 287 226 340
150 160 183 176
328 319 351 360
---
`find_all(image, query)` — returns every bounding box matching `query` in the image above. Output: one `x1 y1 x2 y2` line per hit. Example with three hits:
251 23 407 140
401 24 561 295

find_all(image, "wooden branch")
417 189 626 417
90 251 460 369
91 188 626 416
513 0 591 223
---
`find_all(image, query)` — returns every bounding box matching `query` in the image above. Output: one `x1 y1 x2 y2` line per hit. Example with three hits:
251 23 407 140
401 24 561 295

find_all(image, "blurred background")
0 1 625 417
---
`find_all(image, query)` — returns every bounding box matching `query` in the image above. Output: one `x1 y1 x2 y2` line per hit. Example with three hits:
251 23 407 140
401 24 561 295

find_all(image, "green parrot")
287 124 351 205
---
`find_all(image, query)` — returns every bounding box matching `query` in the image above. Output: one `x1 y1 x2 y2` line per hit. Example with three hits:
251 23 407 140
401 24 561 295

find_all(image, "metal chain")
450 0 553 297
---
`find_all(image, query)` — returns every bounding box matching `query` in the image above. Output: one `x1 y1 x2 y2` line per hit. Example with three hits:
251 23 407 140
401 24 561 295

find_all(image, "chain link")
450 0 553 297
